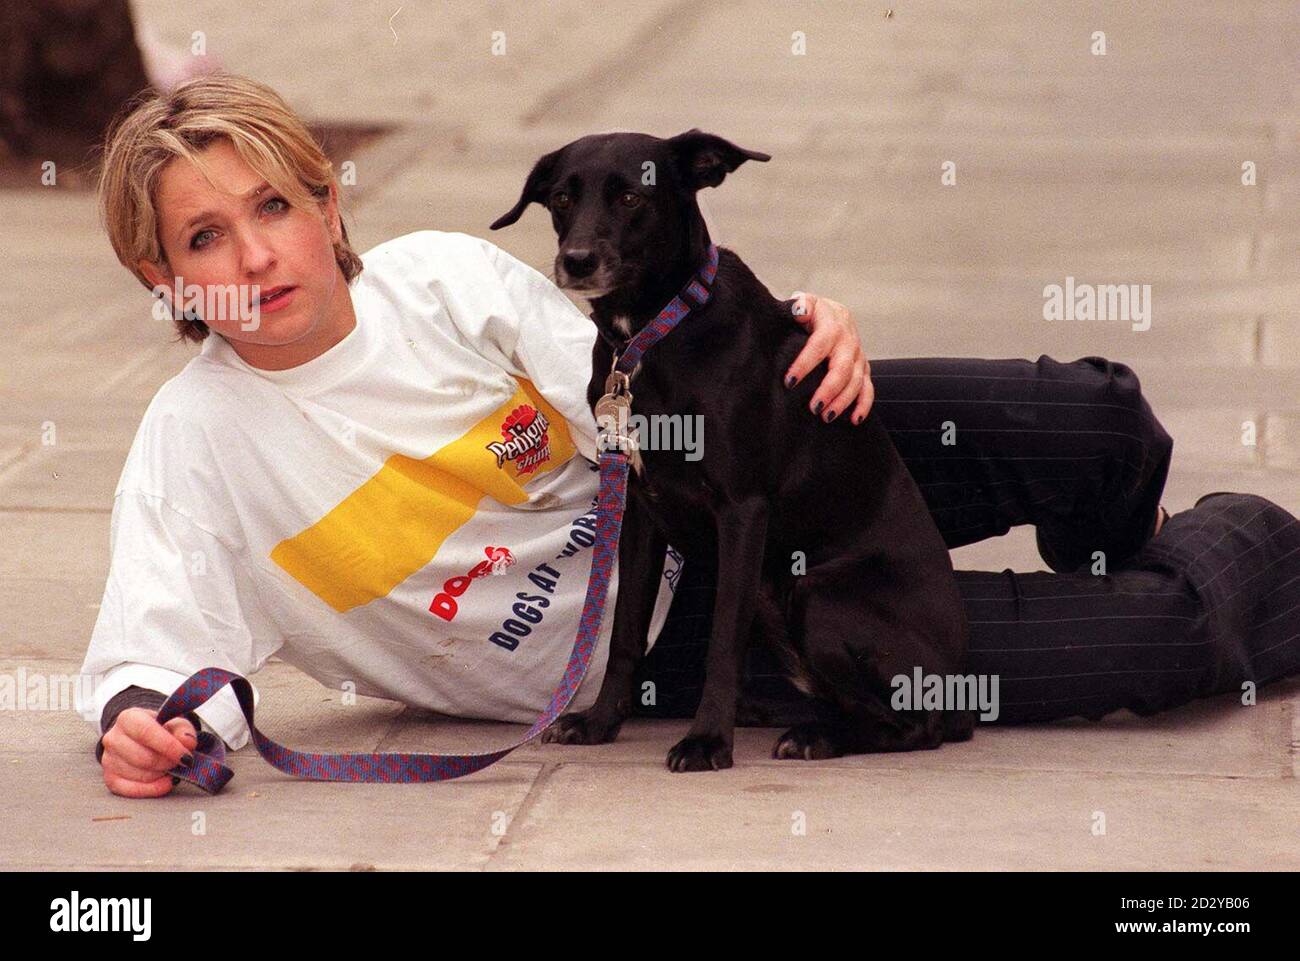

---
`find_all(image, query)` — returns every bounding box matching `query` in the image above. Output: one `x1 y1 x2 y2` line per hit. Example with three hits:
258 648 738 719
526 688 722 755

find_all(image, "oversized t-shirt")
75 230 683 751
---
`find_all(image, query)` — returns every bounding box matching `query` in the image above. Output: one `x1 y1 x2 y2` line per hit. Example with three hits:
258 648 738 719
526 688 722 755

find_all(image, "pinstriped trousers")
633 355 1300 725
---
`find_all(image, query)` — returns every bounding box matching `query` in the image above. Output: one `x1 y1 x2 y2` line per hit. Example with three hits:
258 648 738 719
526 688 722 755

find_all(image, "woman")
83 75 1300 798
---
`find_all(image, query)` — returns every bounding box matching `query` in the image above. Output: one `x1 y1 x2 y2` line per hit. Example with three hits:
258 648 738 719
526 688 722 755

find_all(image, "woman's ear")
137 257 170 292
138 257 180 318
322 181 343 245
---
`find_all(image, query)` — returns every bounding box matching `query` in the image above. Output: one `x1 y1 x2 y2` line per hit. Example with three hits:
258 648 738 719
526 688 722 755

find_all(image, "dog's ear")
490 148 563 230
666 129 770 190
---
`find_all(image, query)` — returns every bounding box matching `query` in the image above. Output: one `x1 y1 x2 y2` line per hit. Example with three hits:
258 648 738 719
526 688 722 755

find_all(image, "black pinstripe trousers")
632 355 1300 726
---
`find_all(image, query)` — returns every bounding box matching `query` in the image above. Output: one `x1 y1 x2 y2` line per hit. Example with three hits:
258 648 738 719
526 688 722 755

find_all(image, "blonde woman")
83 75 1300 797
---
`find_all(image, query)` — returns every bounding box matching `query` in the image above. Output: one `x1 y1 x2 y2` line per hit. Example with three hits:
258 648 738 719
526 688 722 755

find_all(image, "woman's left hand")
783 291 874 426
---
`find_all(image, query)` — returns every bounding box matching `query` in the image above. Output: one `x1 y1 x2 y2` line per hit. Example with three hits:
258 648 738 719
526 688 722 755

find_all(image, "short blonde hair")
97 74 363 343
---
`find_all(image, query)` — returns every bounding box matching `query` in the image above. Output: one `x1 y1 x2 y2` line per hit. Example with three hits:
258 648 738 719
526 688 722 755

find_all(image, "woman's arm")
81 487 282 762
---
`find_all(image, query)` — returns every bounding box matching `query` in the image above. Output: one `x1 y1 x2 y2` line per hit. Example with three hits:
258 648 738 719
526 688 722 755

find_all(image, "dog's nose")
561 249 599 279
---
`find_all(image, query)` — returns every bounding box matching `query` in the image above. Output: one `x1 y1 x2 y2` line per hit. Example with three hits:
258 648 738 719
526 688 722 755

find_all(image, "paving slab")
489 762 1299 871
0 751 542 871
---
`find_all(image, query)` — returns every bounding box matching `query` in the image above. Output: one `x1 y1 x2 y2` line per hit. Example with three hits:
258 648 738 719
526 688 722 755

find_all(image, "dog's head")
490 129 769 301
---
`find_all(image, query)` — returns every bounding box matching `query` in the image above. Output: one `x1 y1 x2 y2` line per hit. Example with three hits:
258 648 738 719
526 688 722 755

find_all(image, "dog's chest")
631 470 716 552
628 439 720 545
611 316 645 383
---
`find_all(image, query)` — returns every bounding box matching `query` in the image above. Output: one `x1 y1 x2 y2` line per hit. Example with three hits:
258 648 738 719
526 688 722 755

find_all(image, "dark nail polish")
181 753 194 766
814 401 824 415
785 374 796 388
826 410 837 422
171 775 180 786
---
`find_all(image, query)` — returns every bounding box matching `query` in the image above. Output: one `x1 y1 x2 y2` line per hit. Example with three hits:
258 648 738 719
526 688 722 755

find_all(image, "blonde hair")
97 74 363 343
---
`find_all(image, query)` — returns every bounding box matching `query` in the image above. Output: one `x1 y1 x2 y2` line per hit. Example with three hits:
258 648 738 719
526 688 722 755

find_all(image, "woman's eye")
190 229 215 250
620 191 641 208
262 196 289 214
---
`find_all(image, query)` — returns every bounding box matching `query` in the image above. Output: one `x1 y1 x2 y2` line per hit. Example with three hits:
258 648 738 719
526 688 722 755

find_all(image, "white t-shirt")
76 230 682 751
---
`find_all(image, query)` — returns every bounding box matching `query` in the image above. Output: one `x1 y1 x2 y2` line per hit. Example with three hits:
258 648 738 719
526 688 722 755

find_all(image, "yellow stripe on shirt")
271 378 577 612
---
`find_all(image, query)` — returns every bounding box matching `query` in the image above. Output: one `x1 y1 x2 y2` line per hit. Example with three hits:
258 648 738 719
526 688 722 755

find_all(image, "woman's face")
138 138 354 370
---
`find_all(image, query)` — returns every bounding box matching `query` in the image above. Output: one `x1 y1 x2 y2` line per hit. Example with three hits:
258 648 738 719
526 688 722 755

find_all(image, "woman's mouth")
255 285 297 314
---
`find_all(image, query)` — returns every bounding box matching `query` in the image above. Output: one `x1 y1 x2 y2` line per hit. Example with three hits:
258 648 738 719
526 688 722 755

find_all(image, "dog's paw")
665 734 732 772
540 712 622 745
772 722 845 760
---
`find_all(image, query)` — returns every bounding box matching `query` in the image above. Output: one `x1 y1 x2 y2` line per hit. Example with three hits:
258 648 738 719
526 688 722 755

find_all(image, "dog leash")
152 244 721 793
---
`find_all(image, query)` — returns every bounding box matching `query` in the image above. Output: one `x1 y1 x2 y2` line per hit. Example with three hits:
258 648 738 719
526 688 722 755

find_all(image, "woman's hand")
99 707 198 798
784 291 874 425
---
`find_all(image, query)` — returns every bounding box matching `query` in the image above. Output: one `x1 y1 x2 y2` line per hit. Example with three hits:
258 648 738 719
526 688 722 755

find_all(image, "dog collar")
613 243 719 375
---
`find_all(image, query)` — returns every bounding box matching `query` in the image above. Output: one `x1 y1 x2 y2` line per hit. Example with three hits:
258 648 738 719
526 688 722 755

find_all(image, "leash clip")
604 353 632 398
596 355 642 472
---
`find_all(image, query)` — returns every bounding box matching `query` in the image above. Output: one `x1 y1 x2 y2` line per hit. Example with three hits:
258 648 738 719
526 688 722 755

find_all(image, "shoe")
1194 491 1238 508
1035 523 1087 573
1036 503 1169 572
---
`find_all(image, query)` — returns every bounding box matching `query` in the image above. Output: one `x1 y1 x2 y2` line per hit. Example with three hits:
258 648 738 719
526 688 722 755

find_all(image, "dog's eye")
550 192 571 210
620 191 642 208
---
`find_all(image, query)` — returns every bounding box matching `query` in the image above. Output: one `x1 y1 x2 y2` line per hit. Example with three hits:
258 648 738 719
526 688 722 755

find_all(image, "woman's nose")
237 230 277 274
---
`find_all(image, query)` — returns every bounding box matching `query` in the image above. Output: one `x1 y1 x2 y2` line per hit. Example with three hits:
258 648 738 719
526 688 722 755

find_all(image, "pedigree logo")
486 404 551 474
428 546 516 621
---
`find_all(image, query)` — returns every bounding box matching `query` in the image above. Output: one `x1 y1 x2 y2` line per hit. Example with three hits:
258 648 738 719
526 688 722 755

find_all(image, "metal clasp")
595 355 642 472
604 353 631 398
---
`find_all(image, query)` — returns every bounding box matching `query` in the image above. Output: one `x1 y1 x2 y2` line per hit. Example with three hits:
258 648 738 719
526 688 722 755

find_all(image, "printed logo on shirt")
487 499 598 651
271 377 575 613
486 404 552 474
429 546 516 621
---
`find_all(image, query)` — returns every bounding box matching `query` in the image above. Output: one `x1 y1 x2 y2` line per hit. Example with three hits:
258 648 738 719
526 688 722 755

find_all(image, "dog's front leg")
542 491 666 745
666 497 768 772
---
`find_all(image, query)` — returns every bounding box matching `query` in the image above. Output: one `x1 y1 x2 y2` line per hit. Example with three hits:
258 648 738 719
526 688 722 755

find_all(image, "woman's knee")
1067 356 1171 470
1065 356 1173 553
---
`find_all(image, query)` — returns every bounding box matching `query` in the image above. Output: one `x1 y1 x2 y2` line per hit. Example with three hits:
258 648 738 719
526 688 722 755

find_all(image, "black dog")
491 130 974 771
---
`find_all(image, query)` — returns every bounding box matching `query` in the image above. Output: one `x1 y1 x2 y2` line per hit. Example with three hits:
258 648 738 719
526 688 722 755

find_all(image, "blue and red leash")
153 244 720 793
